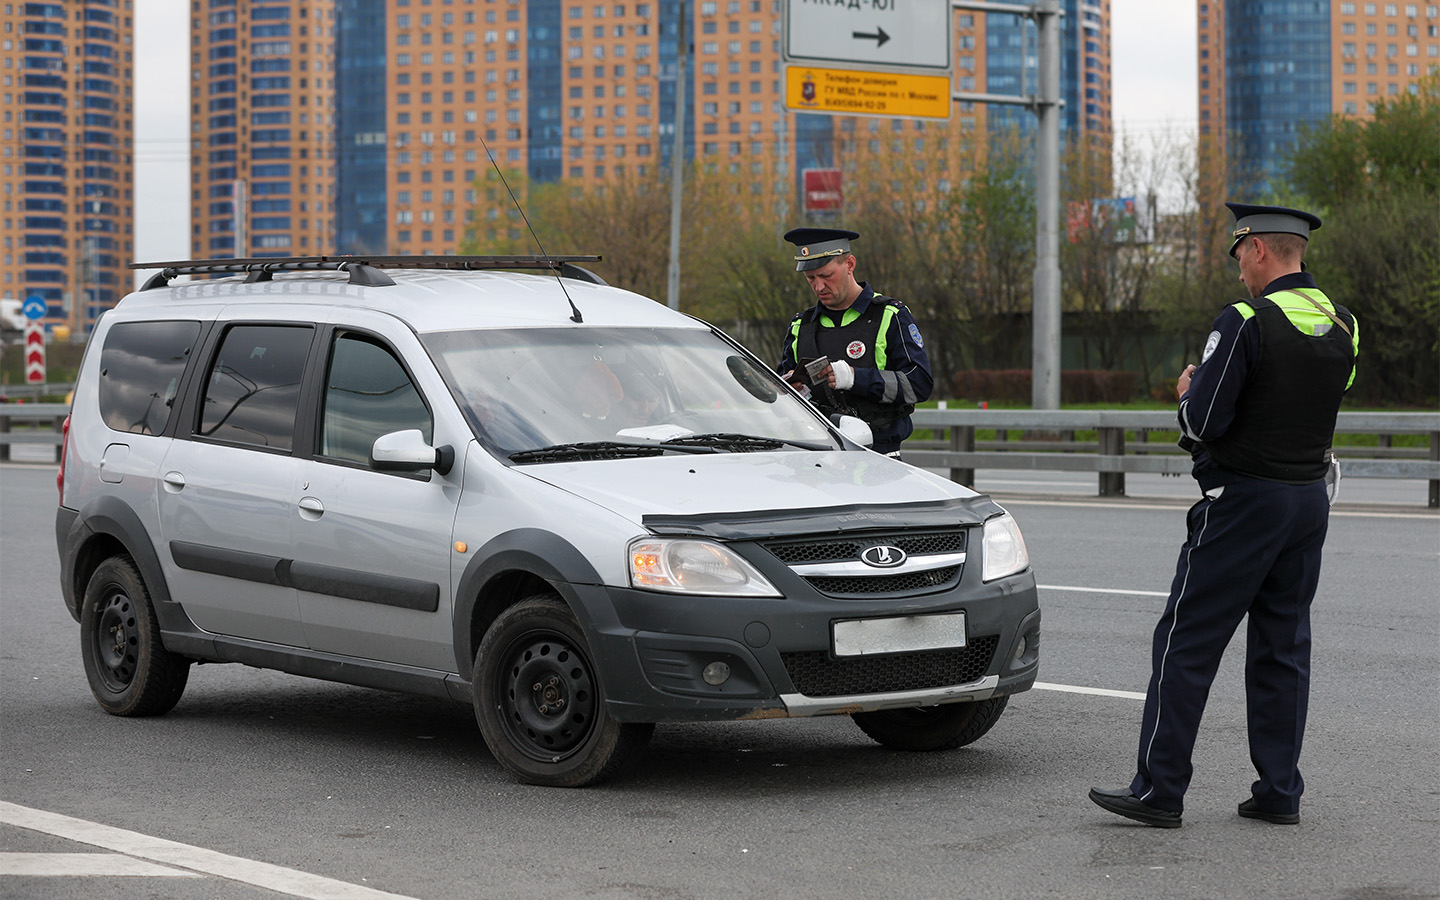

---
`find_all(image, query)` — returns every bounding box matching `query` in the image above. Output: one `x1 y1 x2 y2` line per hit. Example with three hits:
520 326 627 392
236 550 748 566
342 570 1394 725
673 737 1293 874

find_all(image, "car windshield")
424 326 838 459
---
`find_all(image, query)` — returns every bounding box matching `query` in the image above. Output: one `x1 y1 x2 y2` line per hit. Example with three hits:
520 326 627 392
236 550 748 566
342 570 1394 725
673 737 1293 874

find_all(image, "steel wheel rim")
93 588 137 693
496 632 597 763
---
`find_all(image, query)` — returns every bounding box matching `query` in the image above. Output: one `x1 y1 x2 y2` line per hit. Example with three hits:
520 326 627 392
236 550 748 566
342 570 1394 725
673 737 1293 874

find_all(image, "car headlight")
982 512 1030 582
629 538 781 597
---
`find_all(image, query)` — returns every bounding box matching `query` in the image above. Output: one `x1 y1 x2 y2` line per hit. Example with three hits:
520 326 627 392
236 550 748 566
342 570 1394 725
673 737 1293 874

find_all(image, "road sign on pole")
22 295 47 321
785 0 952 72
24 322 46 384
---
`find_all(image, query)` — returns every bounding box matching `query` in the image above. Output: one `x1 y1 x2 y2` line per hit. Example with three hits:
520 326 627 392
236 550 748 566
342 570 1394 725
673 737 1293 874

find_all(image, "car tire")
852 696 1009 752
80 556 190 717
474 593 653 787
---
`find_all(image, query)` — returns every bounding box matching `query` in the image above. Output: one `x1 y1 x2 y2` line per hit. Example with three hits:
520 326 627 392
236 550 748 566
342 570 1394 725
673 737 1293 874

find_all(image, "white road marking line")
0 852 201 877
0 802 422 900
1030 585 1157 699
1329 509 1440 520
1001 497 1194 511
1038 583 1169 597
1034 682 1146 700
1002 496 1438 519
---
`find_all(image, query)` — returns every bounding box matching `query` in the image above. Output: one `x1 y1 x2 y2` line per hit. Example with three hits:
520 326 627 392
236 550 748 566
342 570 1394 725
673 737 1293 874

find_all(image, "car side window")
198 324 313 451
320 333 432 466
98 320 201 435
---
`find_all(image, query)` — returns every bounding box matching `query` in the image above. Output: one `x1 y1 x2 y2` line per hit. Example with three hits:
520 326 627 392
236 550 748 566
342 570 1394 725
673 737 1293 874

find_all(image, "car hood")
516 450 985 534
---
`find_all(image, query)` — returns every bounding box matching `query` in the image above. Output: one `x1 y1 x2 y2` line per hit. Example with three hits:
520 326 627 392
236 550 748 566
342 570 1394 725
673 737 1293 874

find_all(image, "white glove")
830 359 854 391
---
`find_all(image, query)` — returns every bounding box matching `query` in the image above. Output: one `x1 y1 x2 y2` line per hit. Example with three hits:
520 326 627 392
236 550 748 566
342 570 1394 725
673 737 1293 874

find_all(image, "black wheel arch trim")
59 496 200 635
452 528 613 677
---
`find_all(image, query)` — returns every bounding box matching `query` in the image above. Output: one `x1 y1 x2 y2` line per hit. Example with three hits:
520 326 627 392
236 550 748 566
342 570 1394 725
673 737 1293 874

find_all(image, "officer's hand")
829 359 854 391
1177 364 1197 400
781 370 804 390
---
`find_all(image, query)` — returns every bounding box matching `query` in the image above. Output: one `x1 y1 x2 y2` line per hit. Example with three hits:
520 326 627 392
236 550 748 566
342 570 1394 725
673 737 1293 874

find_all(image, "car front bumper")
580 569 1040 723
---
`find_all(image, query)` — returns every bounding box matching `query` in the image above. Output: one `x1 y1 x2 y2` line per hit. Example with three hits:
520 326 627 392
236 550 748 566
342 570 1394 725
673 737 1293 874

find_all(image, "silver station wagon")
56 256 1040 786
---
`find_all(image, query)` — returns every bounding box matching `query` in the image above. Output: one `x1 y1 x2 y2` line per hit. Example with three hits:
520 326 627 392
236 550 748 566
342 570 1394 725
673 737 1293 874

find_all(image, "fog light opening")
1013 635 1027 662
702 661 731 686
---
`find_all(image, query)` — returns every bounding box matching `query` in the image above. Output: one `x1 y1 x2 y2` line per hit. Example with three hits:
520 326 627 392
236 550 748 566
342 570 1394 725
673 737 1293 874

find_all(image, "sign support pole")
1032 0 1061 410
665 3 688 311
950 0 1062 410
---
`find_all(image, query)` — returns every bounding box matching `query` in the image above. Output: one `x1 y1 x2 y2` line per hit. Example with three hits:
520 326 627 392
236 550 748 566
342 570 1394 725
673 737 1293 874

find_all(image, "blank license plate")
832 612 967 657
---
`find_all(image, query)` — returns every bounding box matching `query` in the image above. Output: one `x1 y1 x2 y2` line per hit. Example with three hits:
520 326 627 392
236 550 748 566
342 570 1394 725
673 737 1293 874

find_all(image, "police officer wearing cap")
1089 203 1360 829
776 227 933 457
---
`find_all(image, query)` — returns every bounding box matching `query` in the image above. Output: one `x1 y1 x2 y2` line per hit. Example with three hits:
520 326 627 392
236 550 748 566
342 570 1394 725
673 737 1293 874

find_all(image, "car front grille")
763 529 964 565
760 529 968 598
780 635 999 697
803 565 961 596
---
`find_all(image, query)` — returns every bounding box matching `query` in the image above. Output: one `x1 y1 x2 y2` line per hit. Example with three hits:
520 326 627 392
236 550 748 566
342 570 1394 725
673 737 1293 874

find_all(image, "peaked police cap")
784 227 860 271
1226 202 1322 258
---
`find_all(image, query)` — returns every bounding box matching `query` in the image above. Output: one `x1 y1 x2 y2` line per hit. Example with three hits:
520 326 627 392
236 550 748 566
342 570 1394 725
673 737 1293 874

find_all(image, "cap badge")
800 247 810 257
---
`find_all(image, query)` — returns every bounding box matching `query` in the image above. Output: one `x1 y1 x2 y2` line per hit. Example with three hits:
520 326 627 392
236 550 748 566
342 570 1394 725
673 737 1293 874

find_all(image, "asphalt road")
2 461 1436 900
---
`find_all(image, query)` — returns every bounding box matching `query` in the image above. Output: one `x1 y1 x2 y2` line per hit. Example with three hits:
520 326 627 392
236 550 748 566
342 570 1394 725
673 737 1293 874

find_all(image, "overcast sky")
132 0 1197 274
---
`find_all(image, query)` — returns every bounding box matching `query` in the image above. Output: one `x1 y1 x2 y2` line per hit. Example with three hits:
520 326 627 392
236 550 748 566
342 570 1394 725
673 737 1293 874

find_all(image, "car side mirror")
834 415 873 448
370 429 455 476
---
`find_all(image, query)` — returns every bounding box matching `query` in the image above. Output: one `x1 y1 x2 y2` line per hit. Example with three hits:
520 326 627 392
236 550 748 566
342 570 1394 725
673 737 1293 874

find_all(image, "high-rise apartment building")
190 0 1110 259
3 0 134 334
1198 0 1440 194
190 0 337 260
960 1 1111 152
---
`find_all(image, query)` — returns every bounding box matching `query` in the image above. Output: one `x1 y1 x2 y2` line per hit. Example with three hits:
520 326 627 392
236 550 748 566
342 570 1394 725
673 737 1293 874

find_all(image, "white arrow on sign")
785 0 951 72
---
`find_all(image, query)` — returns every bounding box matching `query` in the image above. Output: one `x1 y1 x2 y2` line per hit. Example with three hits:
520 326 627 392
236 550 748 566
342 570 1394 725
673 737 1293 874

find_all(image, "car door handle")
163 472 185 492
297 496 325 520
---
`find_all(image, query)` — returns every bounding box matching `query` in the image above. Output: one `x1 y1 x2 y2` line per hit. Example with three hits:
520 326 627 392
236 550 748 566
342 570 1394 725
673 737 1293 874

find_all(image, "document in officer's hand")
797 356 831 388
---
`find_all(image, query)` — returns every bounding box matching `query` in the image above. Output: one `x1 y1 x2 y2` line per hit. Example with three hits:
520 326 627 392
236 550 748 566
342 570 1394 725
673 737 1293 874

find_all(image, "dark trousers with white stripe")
1130 476 1330 815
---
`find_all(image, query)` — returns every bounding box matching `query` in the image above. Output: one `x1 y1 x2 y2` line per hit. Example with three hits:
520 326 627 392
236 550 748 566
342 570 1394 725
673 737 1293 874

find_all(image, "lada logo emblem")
859 545 906 568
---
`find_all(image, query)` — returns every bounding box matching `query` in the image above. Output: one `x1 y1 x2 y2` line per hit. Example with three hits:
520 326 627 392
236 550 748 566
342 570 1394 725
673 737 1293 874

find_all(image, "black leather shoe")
1238 797 1299 824
1088 786 1182 828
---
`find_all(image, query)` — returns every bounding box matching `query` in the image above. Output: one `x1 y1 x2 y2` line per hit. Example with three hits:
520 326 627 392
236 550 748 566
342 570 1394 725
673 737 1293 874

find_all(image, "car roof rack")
131 255 606 291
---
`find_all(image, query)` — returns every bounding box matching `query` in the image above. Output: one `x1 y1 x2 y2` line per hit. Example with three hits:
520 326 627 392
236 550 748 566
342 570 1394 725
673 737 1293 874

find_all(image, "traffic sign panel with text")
785 0 952 72
785 66 952 119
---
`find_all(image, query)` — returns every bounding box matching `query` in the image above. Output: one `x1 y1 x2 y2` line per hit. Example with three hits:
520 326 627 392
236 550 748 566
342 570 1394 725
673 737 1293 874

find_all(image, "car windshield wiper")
508 441 713 463
657 433 831 453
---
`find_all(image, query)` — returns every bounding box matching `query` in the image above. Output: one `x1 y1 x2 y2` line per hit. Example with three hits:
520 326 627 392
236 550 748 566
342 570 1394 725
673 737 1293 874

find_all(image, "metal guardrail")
4 404 1438 506
0 402 69 463
907 409 1440 508
0 383 73 403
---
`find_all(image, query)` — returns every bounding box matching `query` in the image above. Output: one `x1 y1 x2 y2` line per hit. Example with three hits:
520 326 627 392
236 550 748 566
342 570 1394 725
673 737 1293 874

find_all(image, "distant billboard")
1066 196 1153 244
803 168 843 212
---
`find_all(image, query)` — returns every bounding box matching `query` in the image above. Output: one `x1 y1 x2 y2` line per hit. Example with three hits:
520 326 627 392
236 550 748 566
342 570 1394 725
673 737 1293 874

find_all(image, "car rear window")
98 320 202 435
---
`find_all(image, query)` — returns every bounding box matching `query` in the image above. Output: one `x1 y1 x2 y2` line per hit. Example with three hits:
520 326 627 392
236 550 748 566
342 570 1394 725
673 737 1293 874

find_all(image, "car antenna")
478 135 583 323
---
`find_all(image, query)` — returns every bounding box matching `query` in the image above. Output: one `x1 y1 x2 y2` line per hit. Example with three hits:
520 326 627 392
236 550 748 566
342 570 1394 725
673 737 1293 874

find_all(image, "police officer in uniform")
1088 203 1359 829
776 228 932 457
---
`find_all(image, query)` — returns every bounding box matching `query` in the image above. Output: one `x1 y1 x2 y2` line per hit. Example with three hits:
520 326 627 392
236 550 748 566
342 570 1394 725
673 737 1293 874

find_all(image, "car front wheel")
852 696 1009 751
474 593 652 787
80 556 190 716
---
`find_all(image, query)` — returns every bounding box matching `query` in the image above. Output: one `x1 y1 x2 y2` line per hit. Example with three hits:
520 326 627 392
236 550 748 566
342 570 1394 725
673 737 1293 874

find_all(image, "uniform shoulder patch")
908 322 924 348
1201 329 1222 363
